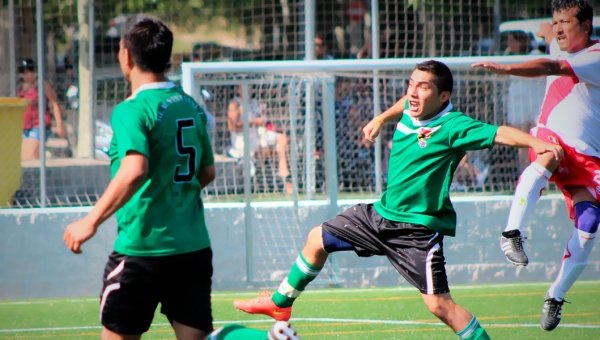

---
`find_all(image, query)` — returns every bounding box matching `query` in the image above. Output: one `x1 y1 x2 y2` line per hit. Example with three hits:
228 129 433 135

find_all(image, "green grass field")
1 281 599 339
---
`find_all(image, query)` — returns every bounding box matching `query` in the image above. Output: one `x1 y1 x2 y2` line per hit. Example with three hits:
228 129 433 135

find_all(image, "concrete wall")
0 195 598 300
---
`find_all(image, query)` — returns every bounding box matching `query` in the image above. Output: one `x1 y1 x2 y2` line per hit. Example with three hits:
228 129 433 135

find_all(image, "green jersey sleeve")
449 114 498 151
111 102 150 158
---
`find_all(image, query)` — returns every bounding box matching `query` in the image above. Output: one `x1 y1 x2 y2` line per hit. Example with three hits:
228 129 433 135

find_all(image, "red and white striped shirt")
539 39 600 159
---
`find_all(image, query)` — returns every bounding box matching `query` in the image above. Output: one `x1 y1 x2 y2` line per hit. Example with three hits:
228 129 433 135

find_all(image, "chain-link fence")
1 0 598 207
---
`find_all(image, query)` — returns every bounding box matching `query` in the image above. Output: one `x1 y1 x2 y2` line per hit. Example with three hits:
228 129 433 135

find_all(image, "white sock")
505 162 552 232
547 228 597 300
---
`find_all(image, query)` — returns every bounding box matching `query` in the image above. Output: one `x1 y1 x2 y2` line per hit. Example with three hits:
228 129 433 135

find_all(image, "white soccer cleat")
268 321 300 340
500 229 529 266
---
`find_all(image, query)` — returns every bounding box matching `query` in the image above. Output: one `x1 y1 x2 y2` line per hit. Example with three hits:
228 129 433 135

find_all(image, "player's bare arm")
198 165 216 189
472 59 573 78
63 152 148 254
44 80 65 138
494 125 563 160
363 95 407 143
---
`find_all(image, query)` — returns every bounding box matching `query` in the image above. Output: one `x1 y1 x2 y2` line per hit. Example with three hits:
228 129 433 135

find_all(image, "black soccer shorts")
322 203 449 294
100 247 214 335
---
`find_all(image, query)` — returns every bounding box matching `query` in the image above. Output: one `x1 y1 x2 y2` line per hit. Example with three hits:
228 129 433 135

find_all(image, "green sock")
272 253 322 307
208 324 267 340
456 316 490 340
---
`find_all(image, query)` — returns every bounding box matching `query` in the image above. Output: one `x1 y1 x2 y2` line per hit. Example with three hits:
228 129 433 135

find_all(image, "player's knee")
574 201 600 243
425 300 448 319
423 294 454 318
305 226 325 251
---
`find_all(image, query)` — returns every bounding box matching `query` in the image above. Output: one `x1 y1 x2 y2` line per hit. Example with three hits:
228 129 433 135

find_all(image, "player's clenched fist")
532 140 563 161
63 218 97 254
362 117 385 144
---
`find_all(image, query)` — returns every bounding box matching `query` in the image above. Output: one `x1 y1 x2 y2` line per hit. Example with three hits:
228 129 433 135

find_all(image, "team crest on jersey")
416 126 441 148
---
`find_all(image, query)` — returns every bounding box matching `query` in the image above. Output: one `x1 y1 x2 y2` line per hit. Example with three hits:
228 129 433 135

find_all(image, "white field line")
2 280 599 305
1 318 599 334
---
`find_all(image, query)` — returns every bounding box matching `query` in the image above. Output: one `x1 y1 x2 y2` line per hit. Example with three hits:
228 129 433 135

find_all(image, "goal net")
184 56 548 197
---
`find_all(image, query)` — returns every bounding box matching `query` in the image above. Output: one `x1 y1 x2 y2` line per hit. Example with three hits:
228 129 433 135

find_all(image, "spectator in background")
357 26 396 59
451 154 489 191
345 0 368 55
226 86 263 168
17 58 66 160
504 31 535 55
315 33 334 60
227 85 292 193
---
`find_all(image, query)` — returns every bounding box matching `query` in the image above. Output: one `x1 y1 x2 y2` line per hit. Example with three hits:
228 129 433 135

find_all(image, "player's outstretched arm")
472 59 573 78
363 95 407 144
63 152 148 254
494 125 563 160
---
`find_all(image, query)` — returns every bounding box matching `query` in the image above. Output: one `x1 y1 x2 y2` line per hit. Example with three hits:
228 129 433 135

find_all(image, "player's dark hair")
552 0 594 37
121 15 173 73
415 60 454 94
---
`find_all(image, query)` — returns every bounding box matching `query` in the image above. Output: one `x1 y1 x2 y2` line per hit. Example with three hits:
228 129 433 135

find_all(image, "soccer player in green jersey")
63 15 298 340
234 60 563 340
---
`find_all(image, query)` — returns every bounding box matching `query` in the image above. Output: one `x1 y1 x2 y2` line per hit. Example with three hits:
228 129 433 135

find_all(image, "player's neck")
419 101 450 121
129 69 168 94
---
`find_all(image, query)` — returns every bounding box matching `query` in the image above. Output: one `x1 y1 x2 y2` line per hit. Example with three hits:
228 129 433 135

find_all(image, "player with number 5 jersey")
62 15 298 340
109 82 214 256
62 14 218 339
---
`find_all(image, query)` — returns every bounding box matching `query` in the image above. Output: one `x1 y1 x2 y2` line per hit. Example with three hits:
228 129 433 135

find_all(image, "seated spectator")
227 86 292 194
451 154 489 192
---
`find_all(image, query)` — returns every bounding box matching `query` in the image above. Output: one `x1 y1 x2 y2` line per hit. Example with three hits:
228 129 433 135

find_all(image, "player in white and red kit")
473 0 599 331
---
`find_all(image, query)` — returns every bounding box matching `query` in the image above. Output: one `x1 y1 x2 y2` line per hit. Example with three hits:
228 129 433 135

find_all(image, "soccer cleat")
233 291 292 321
500 230 529 266
268 321 300 340
540 294 568 331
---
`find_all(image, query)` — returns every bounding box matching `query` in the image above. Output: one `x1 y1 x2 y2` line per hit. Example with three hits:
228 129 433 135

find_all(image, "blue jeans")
22 126 52 142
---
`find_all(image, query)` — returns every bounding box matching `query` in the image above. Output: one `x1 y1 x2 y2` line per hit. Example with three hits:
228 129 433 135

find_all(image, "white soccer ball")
268 321 300 340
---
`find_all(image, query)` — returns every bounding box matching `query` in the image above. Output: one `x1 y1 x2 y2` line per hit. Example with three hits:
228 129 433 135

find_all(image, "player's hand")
471 62 510 75
362 117 384 145
63 218 98 254
532 141 563 161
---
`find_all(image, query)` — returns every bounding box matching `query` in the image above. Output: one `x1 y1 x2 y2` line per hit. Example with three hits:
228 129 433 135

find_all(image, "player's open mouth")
409 101 419 110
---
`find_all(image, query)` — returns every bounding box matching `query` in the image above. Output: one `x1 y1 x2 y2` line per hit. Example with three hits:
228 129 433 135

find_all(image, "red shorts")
529 127 600 219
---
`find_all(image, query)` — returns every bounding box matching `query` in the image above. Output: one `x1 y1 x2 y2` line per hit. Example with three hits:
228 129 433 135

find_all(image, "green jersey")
374 103 498 236
109 82 214 256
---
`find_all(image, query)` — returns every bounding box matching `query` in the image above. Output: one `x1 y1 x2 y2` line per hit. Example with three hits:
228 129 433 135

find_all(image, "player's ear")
124 48 134 69
439 90 451 102
582 19 592 37
118 40 134 70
